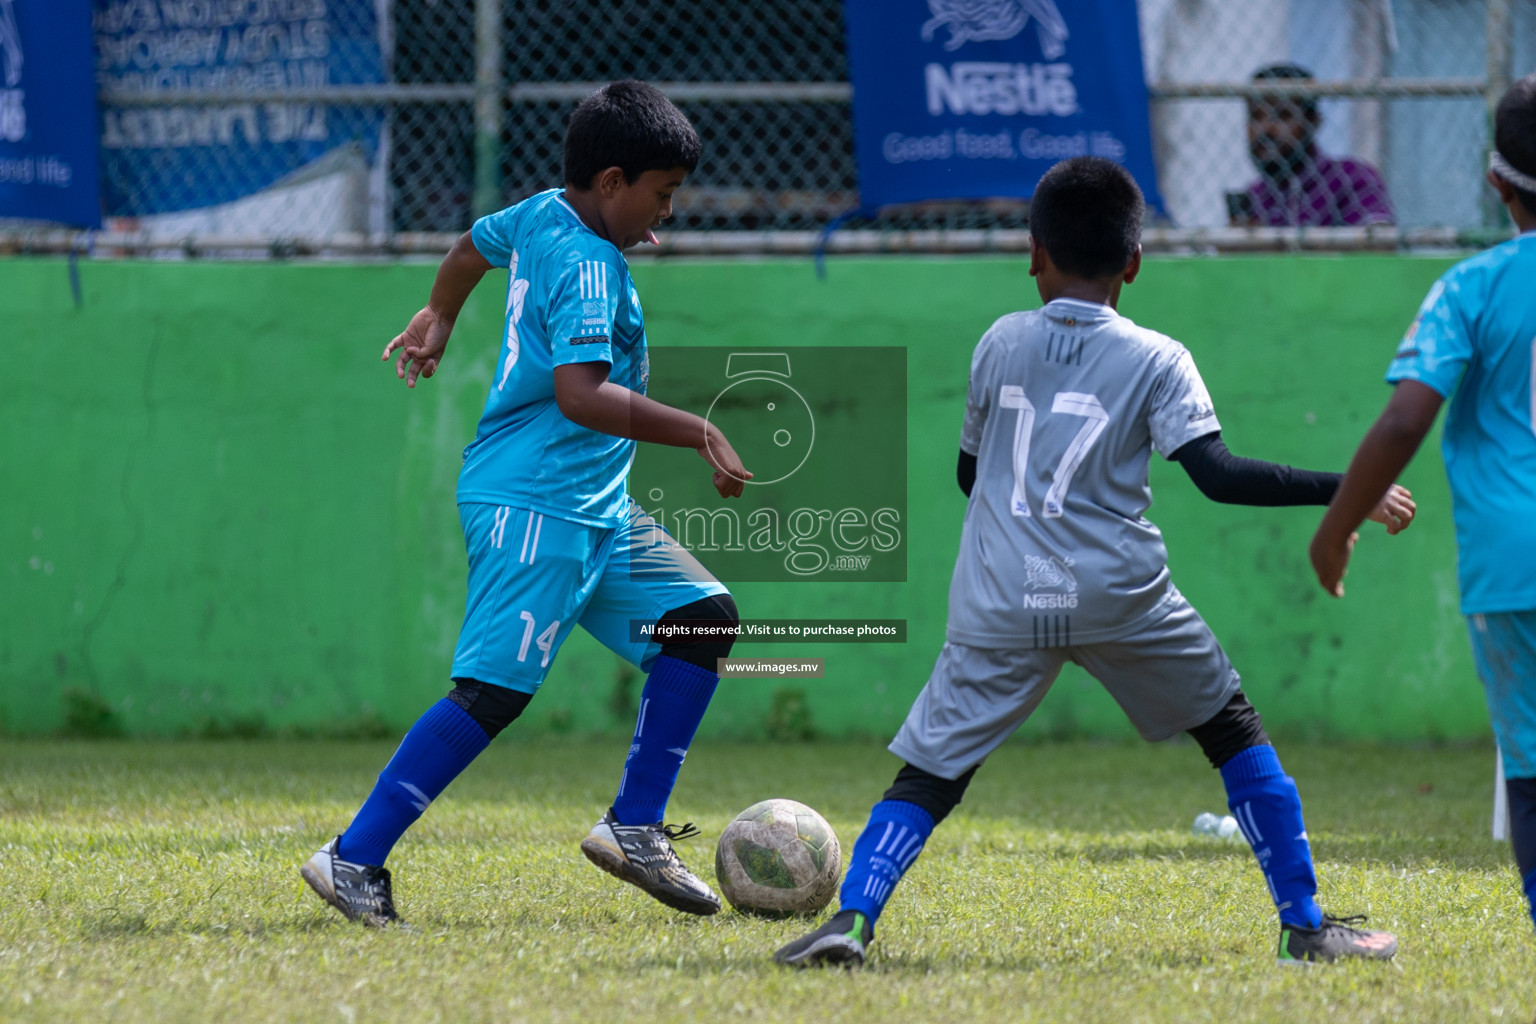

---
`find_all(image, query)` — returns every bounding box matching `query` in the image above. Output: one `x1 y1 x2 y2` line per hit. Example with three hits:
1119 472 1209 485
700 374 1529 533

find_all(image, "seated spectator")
1230 63 1395 227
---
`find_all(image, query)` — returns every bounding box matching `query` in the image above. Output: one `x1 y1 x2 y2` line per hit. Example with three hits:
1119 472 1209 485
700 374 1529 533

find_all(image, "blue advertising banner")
844 0 1163 213
93 0 384 216
0 0 102 227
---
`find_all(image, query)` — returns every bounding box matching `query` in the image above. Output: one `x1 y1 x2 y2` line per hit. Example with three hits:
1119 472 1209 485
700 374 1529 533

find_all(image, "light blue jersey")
461 189 649 527
1386 230 1536 614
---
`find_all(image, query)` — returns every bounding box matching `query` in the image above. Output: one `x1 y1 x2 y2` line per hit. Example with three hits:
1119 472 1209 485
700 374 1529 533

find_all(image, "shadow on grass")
1037 839 1253 865
870 947 1256 974
1306 834 1510 873
83 912 341 940
951 830 1510 873
614 943 1261 975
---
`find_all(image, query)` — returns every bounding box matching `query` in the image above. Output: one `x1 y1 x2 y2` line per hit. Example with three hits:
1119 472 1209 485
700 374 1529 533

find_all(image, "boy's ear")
1122 245 1143 286
594 166 627 197
1486 170 1535 222
1487 168 1518 204
1028 236 1046 278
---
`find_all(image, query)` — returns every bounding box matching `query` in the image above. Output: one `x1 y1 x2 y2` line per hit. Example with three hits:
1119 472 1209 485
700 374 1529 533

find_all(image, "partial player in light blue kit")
1313 73 1536 934
777 157 1412 970
300 81 754 926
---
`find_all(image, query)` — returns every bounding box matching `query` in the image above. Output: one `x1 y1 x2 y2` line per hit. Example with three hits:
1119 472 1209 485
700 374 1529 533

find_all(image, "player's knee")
1187 689 1272 770
656 593 739 672
882 762 978 826
446 679 533 740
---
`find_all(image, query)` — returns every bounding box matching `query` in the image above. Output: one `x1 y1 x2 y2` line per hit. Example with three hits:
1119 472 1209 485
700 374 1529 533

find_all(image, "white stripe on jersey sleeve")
574 260 613 304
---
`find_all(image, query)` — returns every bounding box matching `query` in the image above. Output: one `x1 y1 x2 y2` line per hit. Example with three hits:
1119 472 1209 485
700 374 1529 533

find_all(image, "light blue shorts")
1468 611 1536 778
450 498 728 694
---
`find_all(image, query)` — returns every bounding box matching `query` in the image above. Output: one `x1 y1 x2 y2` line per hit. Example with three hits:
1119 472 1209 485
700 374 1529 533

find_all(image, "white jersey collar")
1041 297 1118 325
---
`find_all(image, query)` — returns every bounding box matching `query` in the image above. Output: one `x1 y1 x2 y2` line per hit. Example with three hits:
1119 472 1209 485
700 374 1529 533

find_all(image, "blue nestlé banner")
0 0 103 227
93 0 384 216
844 0 1163 213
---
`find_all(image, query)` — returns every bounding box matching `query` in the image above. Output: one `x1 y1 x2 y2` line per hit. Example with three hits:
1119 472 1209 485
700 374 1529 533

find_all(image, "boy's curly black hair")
564 80 702 189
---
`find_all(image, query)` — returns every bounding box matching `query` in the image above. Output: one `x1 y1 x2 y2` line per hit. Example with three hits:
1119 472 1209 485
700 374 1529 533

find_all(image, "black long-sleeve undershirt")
1169 431 1340 505
955 433 1340 505
958 450 978 497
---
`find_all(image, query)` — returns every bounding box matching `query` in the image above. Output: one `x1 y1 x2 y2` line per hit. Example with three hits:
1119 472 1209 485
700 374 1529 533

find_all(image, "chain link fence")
8 0 1535 256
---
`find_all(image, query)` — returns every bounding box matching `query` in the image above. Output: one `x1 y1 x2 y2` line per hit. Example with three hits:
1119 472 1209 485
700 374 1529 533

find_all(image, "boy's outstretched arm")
382 232 495 387
1309 380 1444 597
553 361 753 499
1171 432 1415 529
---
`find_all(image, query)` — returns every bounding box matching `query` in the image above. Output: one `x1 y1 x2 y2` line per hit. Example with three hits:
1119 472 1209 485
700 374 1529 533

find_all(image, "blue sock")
1507 775 1536 931
1523 867 1536 932
338 699 489 866
1220 745 1323 929
610 656 718 826
836 800 936 929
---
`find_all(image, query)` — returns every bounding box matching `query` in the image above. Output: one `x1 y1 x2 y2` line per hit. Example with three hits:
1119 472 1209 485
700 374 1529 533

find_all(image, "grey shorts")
889 592 1241 780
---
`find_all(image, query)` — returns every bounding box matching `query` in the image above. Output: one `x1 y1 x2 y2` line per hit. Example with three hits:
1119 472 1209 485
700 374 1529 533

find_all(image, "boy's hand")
383 306 453 388
1366 483 1416 535
1309 528 1358 598
698 426 752 499
1309 382 1441 601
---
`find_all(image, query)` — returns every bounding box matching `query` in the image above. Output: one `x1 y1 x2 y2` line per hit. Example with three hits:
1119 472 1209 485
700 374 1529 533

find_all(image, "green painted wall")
0 255 1484 741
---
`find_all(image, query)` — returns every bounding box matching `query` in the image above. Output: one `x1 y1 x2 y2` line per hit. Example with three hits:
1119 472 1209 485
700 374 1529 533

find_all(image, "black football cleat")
1277 913 1397 964
300 836 404 928
774 909 872 968
580 808 721 915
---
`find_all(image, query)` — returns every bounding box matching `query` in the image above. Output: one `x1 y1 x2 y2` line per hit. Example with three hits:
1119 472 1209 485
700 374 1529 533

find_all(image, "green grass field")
0 738 1529 1023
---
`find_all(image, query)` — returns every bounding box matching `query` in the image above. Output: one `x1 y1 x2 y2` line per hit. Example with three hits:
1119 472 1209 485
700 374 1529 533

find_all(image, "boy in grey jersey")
776 157 1413 970
947 300 1218 649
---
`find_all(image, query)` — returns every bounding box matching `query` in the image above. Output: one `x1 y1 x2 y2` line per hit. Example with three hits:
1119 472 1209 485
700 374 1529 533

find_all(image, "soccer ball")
714 798 841 917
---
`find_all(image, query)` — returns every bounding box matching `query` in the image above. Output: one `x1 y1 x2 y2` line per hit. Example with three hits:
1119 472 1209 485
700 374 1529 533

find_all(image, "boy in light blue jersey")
301 81 752 926
1313 73 1536 932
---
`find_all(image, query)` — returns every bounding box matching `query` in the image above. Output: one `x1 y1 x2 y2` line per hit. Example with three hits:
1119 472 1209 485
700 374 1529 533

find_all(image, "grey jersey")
948 297 1220 648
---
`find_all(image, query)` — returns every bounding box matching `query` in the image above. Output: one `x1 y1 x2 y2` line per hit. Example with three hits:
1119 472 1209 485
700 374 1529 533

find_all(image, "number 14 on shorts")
519 611 560 667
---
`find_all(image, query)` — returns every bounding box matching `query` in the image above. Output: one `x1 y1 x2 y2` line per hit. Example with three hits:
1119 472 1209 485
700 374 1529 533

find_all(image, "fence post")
473 0 504 218
1484 0 1515 228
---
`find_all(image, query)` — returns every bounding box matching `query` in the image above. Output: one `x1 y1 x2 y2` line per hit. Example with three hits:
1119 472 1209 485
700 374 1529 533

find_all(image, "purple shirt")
1246 152 1395 227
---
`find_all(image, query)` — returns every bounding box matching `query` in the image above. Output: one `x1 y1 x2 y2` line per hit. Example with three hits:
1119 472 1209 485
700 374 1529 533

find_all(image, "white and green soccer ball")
714 798 841 917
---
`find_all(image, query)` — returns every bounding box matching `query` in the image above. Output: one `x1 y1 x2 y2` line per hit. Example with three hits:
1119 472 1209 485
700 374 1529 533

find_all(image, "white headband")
1490 150 1536 193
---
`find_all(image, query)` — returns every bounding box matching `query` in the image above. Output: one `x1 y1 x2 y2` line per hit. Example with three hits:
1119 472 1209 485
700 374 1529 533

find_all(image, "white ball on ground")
714 798 841 917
